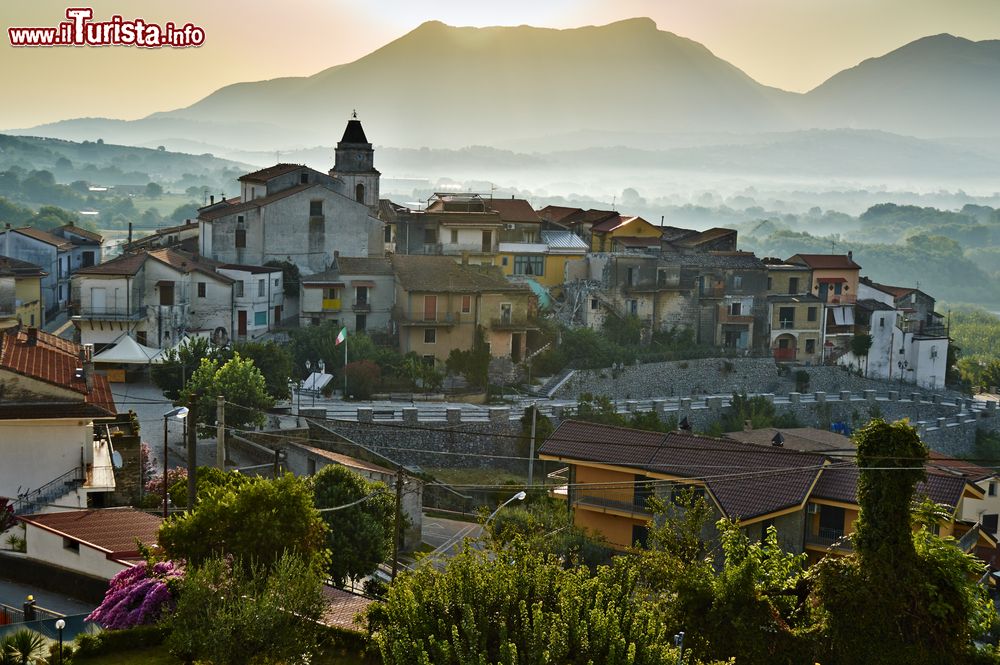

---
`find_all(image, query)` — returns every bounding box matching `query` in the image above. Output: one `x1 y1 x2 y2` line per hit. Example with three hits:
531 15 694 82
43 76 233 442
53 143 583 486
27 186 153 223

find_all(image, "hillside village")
2 116 999 663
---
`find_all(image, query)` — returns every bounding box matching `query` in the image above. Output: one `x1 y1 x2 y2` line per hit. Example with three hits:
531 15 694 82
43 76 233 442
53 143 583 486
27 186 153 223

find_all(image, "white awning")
92 335 164 364
831 306 855 326
302 372 333 392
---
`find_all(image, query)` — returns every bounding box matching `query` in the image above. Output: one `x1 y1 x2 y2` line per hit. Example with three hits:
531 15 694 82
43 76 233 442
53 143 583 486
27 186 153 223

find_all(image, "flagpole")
343 331 348 399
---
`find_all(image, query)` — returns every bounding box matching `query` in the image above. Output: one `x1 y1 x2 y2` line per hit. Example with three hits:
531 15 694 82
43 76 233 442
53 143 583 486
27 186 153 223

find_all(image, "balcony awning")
830 306 855 326
817 277 847 283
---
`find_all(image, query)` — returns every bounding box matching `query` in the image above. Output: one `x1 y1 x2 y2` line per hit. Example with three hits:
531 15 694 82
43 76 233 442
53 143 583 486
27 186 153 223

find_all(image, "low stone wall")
305 414 523 473
556 357 784 400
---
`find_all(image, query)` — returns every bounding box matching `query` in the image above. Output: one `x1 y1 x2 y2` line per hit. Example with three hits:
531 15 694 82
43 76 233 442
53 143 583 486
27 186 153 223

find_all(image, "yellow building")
539 420 828 551
0 256 46 329
391 255 538 365
498 230 588 289
589 215 662 253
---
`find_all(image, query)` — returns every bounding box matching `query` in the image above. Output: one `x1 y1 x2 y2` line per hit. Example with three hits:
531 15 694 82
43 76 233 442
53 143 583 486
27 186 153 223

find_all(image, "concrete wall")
24 523 128 580
0 419 91 500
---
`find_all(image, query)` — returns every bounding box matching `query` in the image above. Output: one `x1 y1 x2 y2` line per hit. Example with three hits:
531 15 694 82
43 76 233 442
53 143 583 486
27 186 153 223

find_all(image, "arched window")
355 183 365 203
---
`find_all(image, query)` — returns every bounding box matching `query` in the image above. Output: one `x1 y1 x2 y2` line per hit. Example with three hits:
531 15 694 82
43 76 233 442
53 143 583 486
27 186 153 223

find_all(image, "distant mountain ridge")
8 20 1000 153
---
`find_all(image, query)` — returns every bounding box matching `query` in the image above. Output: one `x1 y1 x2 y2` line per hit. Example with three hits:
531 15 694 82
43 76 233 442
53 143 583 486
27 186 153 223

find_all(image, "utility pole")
528 404 537 486
216 396 225 470
391 466 404 581
186 393 199 510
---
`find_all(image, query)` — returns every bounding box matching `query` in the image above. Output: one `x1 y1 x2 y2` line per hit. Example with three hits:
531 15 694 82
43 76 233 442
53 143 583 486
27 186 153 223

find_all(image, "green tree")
145 181 163 198
232 339 293 399
812 419 996 664
445 326 490 389
485 497 612 569
368 544 681 665
849 333 873 376
158 472 329 573
312 464 395 587
344 359 381 400
166 553 326 665
150 336 217 400
180 353 273 436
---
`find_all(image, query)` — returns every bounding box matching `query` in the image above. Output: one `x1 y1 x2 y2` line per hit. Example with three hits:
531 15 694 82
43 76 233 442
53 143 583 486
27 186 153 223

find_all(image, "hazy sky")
2 0 999 129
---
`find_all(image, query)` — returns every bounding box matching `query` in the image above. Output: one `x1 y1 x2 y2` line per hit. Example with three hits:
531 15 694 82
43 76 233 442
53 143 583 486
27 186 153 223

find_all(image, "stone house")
588 215 662 253
72 248 235 350
0 256 46 330
497 230 588 290
764 260 823 364
52 223 103 271
299 256 394 334
787 253 862 363
215 264 284 341
0 328 117 512
0 225 74 319
391 255 537 365
389 194 542 266
198 119 383 275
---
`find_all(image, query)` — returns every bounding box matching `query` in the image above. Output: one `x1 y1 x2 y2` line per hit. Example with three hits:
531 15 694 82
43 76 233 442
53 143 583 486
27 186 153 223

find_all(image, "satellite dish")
112 451 123 469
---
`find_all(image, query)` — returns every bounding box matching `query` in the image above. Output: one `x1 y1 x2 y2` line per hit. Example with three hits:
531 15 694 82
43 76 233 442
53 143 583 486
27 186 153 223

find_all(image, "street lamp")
897 359 909 390
485 490 527 527
55 618 65 664
162 406 189 518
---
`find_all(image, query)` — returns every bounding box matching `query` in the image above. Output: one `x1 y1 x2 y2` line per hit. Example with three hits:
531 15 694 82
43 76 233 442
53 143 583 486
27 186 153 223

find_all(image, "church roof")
340 119 369 144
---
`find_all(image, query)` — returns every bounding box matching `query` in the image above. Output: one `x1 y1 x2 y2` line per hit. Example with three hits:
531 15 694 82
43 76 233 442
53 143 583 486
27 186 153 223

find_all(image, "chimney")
848 250 853 262
26 327 38 346
4 223 10 258
771 431 785 447
128 222 133 245
210 195 215 205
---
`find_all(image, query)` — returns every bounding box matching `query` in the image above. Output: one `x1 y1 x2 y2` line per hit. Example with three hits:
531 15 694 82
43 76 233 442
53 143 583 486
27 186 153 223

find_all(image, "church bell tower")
330 111 380 208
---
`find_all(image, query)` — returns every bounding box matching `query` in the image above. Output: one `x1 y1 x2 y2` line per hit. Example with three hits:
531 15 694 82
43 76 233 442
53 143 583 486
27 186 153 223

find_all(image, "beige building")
391 255 537 365
0 256 46 329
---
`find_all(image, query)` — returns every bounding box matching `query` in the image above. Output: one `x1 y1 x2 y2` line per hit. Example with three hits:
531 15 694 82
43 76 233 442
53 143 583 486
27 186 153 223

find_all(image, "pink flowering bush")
144 466 187 498
86 560 184 629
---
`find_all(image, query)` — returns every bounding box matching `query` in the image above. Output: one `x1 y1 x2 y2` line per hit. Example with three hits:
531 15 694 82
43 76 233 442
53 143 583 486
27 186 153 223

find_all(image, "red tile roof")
0 328 115 415
861 278 917 299
19 508 161 560
321 586 372 632
928 451 995 483
486 198 541 224
811 462 968 509
75 249 233 284
787 254 861 270
0 255 46 278
198 183 316 221
537 205 582 224
540 421 826 521
11 227 74 250
238 163 305 183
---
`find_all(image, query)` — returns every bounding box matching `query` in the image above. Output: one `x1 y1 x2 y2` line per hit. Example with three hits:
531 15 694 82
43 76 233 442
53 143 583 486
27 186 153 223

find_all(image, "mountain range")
8 18 1000 158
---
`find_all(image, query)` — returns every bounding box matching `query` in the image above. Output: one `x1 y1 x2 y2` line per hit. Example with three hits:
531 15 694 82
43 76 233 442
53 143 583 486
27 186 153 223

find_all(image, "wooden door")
237 310 247 336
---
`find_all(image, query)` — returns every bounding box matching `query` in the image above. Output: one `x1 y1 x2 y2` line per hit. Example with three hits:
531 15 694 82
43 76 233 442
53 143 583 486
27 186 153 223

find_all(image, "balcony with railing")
490 314 540 331
71 303 145 321
805 526 853 551
719 309 754 325
821 294 856 305
575 488 652 516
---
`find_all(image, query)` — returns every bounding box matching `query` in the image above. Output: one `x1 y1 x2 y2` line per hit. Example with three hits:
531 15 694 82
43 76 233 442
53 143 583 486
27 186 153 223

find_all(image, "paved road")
0 578 95 617
422 515 482 554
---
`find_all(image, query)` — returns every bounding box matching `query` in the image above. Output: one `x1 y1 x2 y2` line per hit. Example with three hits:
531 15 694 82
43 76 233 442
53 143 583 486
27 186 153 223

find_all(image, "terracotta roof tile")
321 586 372 632
198 183 316 221
0 255 46 278
10 227 74 250
75 252 147 276
336 257 393 276
19 508 161 559
486 199 541 224
812 463 968 508
238 163 305 183
54 224 103 243
391 255 529 294
0 328 116 415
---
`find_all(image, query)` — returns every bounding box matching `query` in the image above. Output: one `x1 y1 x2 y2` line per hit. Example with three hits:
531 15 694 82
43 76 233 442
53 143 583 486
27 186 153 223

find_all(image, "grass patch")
73 645 180 665
130 194 198 217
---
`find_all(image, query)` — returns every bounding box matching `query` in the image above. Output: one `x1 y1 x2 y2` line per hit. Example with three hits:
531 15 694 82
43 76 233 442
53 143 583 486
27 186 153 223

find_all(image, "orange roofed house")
0 327 118 514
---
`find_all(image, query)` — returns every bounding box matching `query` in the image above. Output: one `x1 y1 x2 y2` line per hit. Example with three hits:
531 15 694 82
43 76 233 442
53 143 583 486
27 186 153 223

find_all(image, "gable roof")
860 277 923 300
336 257 393 276
927 451 996 483
238 163 305 183
198 183 318 221
787 254 861 271
291 443 395 475
673 227 737 248
541 230 588 251
75 249 233 284
591 215 653 234
20 508 162 561
539 420 827 521
0 328 115 415
74 251 147 276
725 427 853 454
0 255 46 278
54 224 103 244
8 227 74 251
391 255 530 294
487 198 541 224
812 463 968 510
537 205 582 225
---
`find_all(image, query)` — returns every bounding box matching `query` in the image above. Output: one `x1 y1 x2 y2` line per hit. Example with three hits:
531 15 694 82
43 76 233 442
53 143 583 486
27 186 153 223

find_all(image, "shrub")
344 360 381 400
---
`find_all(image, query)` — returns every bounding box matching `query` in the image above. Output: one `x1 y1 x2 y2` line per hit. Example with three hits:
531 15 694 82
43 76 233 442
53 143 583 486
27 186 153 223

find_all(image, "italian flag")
335 327 347 345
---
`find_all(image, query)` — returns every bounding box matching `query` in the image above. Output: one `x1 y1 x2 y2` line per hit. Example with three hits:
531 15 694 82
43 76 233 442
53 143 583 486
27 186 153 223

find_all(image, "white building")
19 509 162 580
216 264 285 340
0 327 117 512
72 248 235 350
299 256 393 333
198 118 383 276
